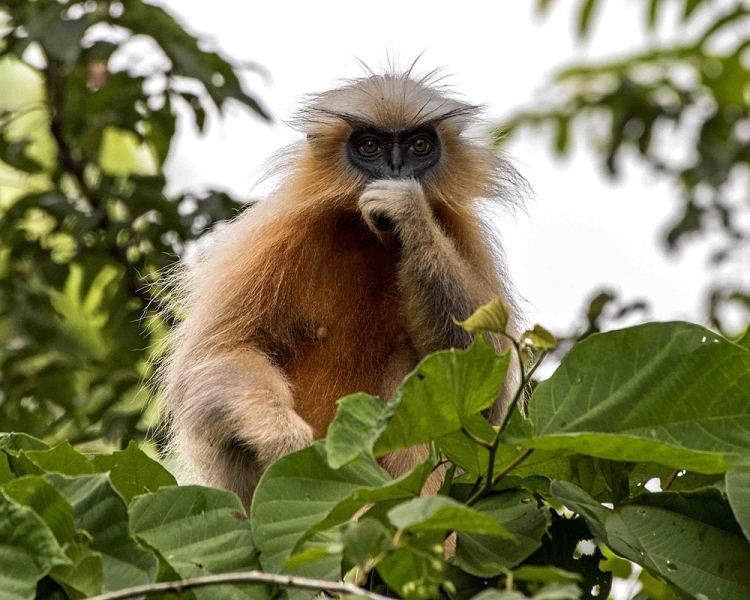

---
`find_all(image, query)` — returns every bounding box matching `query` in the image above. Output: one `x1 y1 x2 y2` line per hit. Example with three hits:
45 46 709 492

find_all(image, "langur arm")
167 347 313 501
359 179 498 356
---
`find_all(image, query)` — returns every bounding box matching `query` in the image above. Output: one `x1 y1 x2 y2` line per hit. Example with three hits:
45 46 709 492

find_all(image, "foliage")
503 0 750 333
1 306 749 600
0 0 267 448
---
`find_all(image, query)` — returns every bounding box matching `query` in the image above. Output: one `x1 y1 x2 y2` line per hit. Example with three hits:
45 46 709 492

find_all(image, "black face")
346 126 441 179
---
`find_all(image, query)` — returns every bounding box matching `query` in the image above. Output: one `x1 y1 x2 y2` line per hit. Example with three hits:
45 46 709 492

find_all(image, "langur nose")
388 147 404 176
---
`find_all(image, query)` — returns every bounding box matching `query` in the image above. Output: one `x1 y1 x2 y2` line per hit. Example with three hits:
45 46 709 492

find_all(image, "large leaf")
46 474 157 593
130 485 266 600
375 338 510 455
454 490 551 577
726 466 750 541
551 482 750 600
2 476 76 545
0 490 69 600
513 322 750 472
251 442 390 573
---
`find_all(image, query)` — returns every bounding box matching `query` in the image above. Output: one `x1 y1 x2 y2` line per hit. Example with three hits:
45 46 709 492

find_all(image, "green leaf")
50 532 105 599
682 0 705 21
251 442 390 573
455 297 509 334
454 490 551 577
376 529 447 600
0 490 70 600
536 0 556 16
516 322 750 473
521 325 557 350
129 485 266 599
552 481 750 600
0 433 50 452
549 480 611 541
605 502 750 599
467 591 526 600
647 0 664 29
92 441 177 502
325 393 385 469
302 456 434 544
0 454 13 484
726 466 750 540
375 338 510 455
437 414 496 477
512 565 582 584
9 442 95 477
577 0 599 38
342 518 394 571
46 474 157 593
388 495 513 536
2 476 75 545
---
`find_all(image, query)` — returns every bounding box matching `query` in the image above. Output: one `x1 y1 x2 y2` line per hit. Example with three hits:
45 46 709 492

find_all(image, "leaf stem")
663 469 680 490
466 338 545 506
86 570 394 600
491 449 534 486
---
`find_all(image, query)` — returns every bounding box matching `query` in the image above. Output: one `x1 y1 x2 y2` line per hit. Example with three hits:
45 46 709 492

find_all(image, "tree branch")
86 570 394 600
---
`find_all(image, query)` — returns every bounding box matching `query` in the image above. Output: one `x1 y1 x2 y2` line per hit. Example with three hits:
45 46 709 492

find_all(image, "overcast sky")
155 0 717 335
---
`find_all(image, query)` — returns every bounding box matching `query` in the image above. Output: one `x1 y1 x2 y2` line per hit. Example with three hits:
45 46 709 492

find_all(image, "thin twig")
492 449 534 486
86 570 394 600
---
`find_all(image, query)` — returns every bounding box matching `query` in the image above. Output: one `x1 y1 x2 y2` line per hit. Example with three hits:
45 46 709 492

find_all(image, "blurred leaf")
578 0 599 38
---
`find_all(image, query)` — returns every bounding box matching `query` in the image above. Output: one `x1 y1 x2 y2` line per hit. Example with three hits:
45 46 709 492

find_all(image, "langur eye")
411 137 431 155
358 138 379 156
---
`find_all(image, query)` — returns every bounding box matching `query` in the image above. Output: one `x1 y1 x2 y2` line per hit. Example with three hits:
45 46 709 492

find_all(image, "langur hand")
251 410 314 470
358 179 433 240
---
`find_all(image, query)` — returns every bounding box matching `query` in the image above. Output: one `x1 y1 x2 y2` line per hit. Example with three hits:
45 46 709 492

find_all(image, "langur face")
346 125 442 180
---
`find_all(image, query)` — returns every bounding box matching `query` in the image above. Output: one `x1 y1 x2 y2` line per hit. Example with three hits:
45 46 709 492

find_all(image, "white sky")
156 0 718 335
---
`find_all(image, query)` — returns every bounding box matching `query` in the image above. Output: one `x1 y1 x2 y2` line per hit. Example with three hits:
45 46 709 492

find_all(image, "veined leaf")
513 322 750 473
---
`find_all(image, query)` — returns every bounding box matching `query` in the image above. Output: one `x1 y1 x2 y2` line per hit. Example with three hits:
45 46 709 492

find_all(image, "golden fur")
160 71 522 509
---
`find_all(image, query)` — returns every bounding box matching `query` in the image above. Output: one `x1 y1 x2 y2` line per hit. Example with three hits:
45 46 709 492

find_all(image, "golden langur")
161 71 522 509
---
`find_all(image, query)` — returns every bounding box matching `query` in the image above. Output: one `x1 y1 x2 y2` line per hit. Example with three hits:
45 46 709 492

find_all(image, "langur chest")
274 221 406 436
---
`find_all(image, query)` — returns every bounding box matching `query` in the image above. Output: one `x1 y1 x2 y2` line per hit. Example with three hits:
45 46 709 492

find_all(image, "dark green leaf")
725 466 750 541
454 490 551 577
46 474 157 593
